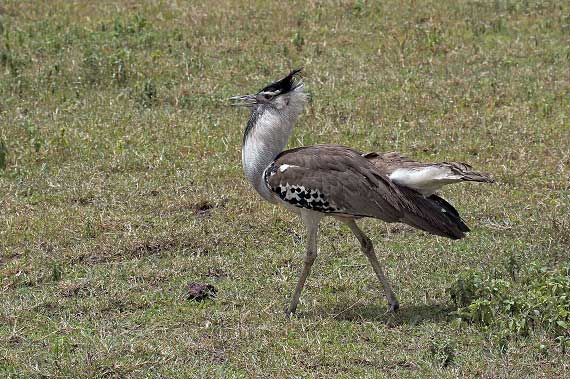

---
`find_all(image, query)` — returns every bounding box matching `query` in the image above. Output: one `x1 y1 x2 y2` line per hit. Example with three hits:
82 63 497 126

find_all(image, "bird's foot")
285 305 297 318
385 301 400 314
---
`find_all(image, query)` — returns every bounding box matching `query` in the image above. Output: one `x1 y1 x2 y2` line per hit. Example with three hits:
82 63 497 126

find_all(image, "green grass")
1 0 569 377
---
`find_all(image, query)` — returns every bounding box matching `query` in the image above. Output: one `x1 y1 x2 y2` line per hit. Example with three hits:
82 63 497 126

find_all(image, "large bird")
231 68 493 316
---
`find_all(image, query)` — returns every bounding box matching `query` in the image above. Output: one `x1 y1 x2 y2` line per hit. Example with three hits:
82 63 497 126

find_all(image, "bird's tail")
427 194 470 233
444 162 494 184
398 187 470 240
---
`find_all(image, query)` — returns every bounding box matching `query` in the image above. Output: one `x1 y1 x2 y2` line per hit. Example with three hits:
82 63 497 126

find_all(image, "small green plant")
51 335 72 360
50 261 63 282
425 28 442 54
0 138 7 170
350 0 369 17
0 49 25 78
112 13 148 37
447 269 483 307
505 253 519 281
448 263 570 347
428 337 456 368
56 127 69 149
83 219 98 239
139 79 157 108
292 31 305 51
111 54 128 85
21 122 43 153
82 48 102 85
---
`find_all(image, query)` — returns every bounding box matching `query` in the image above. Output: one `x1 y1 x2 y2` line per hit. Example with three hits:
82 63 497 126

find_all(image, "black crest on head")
260 68 303 94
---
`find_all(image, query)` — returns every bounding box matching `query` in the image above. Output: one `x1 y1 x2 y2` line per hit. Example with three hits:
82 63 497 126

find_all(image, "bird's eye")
263 93 273 100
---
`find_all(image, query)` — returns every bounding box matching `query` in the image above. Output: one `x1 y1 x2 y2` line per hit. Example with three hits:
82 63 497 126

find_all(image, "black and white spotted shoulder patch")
263 165 344 213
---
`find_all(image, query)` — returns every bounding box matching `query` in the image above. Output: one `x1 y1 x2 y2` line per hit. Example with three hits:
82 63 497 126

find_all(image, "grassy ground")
1 0 569 377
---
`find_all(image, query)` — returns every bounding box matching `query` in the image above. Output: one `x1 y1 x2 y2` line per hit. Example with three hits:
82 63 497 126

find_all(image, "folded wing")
265 145 476 239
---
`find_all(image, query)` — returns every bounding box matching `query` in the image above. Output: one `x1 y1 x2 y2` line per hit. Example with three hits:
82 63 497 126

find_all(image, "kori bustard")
231 68 493 316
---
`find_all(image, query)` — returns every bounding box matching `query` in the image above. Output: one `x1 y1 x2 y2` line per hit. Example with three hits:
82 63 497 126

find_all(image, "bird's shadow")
304 302 456 326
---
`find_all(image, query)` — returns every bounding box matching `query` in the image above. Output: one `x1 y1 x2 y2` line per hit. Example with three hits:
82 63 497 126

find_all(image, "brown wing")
266 144 468 239
266 145 402 220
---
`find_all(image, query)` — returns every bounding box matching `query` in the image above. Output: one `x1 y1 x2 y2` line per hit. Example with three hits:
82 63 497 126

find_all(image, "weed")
82 48 102 86
21 121 43 153
111 52 128 85
55 127 69 150
50 261 63 282
425 28 442 54
83 219 99 239
448 269 483 307
1 50 25 78
0 138 7 170
505 253 519 281
139 79 157 108
449 263 570 346
428 337 456 368
292 31 305 51
349 0 369 17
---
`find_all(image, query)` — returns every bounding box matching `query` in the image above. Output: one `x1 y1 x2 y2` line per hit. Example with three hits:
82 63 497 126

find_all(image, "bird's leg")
286 212 321 317
344 219 399 312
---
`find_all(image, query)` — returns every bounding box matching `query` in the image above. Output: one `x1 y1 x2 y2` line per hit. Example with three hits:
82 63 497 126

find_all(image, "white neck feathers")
242 87 307 202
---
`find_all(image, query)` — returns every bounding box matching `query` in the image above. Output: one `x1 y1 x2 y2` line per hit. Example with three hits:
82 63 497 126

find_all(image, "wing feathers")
267 145 480 239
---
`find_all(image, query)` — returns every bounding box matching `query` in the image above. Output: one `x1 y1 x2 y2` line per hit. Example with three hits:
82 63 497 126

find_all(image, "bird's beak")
229 94 257 107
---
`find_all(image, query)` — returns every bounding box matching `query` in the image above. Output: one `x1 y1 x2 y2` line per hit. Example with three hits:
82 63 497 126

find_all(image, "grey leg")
286 211 321 316
344 219 399 312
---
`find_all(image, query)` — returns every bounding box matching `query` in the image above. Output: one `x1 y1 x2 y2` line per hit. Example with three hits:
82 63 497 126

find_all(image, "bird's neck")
242 104 303 202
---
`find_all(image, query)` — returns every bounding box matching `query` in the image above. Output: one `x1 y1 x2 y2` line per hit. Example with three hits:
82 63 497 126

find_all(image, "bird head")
230 68 307 111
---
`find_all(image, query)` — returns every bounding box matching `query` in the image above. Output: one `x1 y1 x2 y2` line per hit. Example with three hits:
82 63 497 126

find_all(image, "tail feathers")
446 162 494 184
428 194 470 233
386 162 494 196
397 187 470 240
